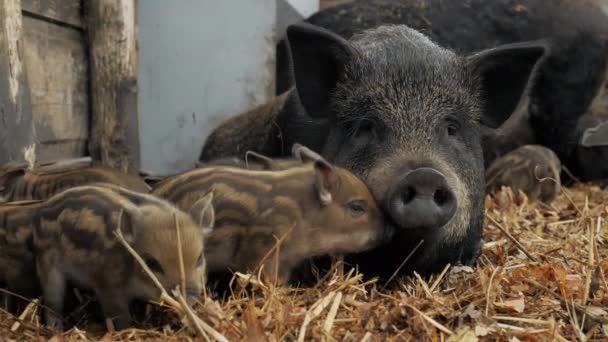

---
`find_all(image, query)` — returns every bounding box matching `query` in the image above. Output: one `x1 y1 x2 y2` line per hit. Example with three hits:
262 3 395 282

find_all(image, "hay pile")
1 183 607 341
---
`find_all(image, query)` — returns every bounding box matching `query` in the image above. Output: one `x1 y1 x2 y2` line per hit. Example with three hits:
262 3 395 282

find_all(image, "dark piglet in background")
154 144 388 284
0 184 213 331
279 0 608 181
0 165 151 202
200 22 548 278
570 112 608 184
485 145 561 203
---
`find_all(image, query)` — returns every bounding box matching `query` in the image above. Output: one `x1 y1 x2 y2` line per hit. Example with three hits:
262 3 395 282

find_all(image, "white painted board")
138 0 276 175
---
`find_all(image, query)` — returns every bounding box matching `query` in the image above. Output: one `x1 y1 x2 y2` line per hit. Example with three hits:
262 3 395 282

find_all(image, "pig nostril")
433 189 450 206
401 186 416 204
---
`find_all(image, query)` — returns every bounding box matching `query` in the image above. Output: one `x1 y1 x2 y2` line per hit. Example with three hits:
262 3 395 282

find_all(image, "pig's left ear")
286 22 356 119
190 192 215 236
313 159 339 206
467 40 549 129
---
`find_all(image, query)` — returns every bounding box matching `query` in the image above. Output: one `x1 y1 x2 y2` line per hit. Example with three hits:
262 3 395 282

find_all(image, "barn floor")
1 183 607 341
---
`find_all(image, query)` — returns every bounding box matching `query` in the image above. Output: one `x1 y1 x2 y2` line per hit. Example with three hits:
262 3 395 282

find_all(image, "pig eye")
347 200 368 216
351 120 376 145
447 124 458 136
446 118 461 136
144 256 164 275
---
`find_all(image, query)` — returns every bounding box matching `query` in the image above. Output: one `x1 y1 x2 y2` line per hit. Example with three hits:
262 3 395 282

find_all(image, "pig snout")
387 168 457 232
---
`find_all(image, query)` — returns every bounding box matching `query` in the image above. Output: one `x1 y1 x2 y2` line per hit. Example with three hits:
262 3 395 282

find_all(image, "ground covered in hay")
1 184 607 341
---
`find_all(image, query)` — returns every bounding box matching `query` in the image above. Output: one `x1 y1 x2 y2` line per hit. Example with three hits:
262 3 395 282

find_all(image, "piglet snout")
185 287 202 305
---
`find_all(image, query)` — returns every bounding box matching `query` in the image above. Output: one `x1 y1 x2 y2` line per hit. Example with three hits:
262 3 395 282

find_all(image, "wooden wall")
0 0 88 165
21 0 89 162
0 0 138 173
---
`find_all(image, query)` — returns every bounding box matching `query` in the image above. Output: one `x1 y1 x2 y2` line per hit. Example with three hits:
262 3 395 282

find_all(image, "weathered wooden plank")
21 16 89 162
86 0 140 174
0 0 35 164
21 0 83 29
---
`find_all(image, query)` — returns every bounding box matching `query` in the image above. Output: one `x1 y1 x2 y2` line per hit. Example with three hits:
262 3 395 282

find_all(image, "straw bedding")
1 183 607 341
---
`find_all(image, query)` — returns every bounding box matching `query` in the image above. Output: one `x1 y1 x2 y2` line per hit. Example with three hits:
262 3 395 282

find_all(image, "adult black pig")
200 22 548 277
275 0 608 176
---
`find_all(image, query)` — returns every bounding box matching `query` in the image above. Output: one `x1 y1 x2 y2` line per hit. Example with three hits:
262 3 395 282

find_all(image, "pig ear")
292 143 327 164
467 40 549 129
313 159 339 206
286 22 355 119
245 150 275 170
0 168 25 184
190 192 215 236
118 209 138 244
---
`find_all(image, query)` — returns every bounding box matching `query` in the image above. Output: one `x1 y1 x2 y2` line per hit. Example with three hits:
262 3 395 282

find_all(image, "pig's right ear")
313 159 339 206
118 209 139 244
467 40 549 129
286 22 355 119
190 192 215 236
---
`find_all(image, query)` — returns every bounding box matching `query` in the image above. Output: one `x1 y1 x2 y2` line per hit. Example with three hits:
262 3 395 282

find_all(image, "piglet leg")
37 263 66 331
97 289 132 331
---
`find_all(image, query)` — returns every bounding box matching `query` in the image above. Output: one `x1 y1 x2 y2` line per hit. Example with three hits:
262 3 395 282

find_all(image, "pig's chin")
383 213 434 241
379 216 461 266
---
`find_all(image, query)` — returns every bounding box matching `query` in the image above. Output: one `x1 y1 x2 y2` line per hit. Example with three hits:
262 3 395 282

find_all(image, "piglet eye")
347 200 368 216
144 256 164 275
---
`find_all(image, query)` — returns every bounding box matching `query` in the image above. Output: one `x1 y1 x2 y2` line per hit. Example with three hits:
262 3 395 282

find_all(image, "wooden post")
86 0 139 174
0 0 35 164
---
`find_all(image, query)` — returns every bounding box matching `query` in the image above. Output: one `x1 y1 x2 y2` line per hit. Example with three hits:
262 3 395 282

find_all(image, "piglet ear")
313 159 339 206
245 150 276 170
118 209 138 244
190 191 215 236
467 40 549 129
292 143 327 164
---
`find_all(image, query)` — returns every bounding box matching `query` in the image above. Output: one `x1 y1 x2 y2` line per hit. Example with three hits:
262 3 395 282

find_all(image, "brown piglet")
7 184 213 331
152 143 390 284
0 165 152 202
485 144 562 203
